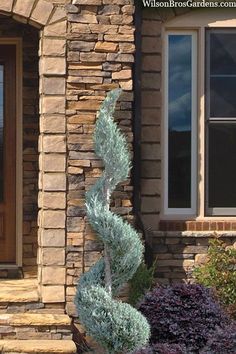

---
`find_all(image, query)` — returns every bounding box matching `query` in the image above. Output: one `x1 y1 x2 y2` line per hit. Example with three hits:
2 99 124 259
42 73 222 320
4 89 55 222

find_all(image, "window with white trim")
206 29 236 215
164 21 236 217
164 32 197 216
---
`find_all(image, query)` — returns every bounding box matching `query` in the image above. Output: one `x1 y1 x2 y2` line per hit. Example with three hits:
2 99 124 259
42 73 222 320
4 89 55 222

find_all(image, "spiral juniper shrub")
133 343 187 354
139 283 229 352
200 322 236 354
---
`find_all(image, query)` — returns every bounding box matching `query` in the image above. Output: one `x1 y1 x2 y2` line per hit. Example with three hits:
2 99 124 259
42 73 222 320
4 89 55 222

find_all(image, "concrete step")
0 313 73 340
0 339 77 353
0 279 39 303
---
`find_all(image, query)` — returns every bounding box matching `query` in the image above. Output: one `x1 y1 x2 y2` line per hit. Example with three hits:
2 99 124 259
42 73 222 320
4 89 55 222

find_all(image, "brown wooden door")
0 45 16 263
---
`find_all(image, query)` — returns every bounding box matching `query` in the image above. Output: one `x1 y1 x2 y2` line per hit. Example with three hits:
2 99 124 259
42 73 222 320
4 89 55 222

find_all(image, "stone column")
38 7 68 304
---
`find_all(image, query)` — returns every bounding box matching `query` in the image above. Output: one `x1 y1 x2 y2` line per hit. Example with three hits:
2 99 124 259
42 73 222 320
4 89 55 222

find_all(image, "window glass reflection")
210 32 236 117
210 77 236 117
210 33 236 75
168 35 192 208
209 124 236 207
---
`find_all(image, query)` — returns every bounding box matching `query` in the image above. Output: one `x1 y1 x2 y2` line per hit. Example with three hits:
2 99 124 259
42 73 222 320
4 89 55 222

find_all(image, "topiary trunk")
75 89 150 354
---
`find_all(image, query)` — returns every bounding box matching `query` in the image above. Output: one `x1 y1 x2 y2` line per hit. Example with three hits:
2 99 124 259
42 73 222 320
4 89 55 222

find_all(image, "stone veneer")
0 0 136 317
65 0 135 317
139 7 236 285
2 0 234 323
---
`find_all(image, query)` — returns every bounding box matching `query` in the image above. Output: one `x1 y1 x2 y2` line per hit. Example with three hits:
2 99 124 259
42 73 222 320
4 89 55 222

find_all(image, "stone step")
0 313 71 327
0 279 39 303
0 339 77 353
0 313 73 340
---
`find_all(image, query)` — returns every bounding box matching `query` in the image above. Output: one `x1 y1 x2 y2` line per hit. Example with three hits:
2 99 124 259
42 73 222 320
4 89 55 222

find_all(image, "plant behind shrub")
200 322 236 354
139 283 229 351
193 238 236 306
128 261 156 307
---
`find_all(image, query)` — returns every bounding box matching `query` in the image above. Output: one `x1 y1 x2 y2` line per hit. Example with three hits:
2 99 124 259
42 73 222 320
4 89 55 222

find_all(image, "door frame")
0 38 22 268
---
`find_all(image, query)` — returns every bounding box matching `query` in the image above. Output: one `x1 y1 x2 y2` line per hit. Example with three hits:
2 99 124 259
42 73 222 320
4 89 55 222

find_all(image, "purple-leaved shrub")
134 343 187 354
139 283 229 351
200 322 236 353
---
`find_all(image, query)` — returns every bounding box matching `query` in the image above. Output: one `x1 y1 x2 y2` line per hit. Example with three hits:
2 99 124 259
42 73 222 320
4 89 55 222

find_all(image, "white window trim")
163 31 198 217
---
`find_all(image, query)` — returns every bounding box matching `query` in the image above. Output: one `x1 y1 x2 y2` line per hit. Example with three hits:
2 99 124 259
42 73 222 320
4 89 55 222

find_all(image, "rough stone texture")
42 248 65 266
40 230 66 248
41 285 65 303
0 0 14 12
0 280 38 303
0 313 70 326
31 0 54 26
0 6 235 352
13 0 35 18
0 340 76 353
42 267 66 285
41 58 66 76
151 232 236 285
66 0 135 319
0 280 73 342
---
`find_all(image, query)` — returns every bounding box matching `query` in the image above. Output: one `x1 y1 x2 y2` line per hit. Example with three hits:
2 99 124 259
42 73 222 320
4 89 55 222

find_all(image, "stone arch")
0 0 66 28
0 0 67 304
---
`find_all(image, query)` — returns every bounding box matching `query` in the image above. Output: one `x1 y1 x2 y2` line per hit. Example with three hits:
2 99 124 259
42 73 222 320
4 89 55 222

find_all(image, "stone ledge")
0 340 76 353
0 313 71 327
153 231 236 238
0 279 38 303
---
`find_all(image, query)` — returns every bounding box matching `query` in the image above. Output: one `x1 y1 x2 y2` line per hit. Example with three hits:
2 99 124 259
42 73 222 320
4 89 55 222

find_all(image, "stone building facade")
0 0 135 351
0 1 235 352
139 7 236 285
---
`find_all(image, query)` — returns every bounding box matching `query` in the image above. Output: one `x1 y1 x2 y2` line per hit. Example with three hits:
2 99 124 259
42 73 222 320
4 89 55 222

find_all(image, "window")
164 32 197 216
164 18 236 218
207 30 236 215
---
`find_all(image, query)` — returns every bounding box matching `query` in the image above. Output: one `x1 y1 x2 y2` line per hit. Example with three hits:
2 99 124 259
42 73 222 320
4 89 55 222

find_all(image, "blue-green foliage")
75 89 150 353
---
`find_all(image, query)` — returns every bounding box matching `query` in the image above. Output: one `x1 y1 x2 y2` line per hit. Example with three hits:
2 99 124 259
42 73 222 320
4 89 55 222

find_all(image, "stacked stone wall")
0 0 136 312
152 231 236 284
65 0 136 317
139 8 236 285
1 0 235 316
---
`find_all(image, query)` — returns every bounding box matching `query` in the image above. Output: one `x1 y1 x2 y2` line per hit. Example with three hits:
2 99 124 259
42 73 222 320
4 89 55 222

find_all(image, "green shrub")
193 238 236 306
128 261 156 307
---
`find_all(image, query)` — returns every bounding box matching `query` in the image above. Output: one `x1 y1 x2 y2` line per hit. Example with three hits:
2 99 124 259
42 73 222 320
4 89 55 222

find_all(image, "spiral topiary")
75 89 150 353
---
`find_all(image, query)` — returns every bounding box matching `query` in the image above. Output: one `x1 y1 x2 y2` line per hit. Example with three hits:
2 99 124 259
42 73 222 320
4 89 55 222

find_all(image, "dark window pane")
210 77 236 117
210 33 236 75
208 124 236 208
0 65 3 202
168 35 192 208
